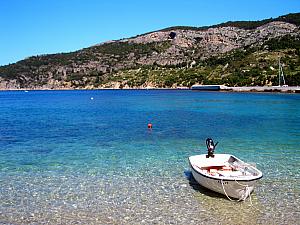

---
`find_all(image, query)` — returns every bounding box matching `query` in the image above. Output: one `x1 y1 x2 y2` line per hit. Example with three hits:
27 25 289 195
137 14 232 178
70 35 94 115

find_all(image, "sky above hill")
1 0 300 66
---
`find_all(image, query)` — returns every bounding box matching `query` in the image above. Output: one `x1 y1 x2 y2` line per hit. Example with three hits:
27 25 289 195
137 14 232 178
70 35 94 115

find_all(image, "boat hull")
190 166 255 199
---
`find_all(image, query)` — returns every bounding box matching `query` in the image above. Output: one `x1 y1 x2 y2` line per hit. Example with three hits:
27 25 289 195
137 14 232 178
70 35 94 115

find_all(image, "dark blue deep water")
0 90 299 224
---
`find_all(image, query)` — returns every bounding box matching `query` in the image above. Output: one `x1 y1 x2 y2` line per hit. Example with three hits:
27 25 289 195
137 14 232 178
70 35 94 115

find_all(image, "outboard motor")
206 138 218 158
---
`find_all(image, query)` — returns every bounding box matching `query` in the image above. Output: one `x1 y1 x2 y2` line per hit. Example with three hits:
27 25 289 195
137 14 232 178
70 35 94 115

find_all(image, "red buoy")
148 123 153 129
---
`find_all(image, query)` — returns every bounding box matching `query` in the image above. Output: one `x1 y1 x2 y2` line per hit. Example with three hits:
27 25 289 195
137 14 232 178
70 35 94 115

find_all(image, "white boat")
189 139 263 201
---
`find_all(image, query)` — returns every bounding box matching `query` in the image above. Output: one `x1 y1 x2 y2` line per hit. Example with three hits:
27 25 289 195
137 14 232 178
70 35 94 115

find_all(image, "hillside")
0 13 300 89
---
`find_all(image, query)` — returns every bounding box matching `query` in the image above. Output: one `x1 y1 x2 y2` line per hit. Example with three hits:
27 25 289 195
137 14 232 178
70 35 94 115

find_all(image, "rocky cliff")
0 13 299 89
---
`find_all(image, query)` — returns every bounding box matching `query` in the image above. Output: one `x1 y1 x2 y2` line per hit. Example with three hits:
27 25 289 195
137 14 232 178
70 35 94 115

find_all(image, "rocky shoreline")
1 86 300 93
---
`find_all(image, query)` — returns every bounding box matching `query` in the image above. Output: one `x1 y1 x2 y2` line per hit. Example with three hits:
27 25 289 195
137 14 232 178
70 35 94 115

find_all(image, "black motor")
206 138 218 158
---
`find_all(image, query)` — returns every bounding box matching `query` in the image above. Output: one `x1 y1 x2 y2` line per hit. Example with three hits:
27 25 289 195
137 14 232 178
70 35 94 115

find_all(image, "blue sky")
0 0 299 66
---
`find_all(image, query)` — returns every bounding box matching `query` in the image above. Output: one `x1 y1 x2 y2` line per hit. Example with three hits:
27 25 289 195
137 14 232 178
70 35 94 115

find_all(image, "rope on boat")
234 179 253 204
247 186 252 205
221 179 235 201
220 179 252 204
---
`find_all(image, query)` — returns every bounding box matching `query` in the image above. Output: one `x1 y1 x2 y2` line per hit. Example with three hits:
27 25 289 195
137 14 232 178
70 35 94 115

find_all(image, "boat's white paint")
189 154 262 200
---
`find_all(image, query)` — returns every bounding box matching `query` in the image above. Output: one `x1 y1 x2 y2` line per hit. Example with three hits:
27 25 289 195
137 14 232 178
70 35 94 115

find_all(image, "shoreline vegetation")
0 85 299 93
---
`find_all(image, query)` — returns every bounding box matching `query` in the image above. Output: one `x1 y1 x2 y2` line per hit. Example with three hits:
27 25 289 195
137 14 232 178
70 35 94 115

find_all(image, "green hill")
0 13 299 89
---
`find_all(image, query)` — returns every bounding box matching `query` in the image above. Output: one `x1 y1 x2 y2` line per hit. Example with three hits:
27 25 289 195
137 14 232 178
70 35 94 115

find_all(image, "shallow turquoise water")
0 90 299 224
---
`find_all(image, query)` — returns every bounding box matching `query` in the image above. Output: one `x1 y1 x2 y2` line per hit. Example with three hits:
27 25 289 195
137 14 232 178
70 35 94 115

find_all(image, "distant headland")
0 13 299 90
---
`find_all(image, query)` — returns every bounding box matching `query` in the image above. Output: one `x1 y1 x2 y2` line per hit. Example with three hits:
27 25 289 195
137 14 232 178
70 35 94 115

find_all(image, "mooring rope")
221 179 235 201
221 179 252 204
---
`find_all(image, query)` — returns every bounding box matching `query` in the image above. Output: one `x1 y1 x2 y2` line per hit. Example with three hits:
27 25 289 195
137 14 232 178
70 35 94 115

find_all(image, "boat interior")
196 156 259 177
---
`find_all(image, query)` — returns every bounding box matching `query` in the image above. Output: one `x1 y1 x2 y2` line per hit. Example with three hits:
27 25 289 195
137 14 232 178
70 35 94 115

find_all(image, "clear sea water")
0 90 299 224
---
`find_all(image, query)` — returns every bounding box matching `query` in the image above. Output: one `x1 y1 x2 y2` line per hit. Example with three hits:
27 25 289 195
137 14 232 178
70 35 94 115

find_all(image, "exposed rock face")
0 77 21 89
128 22 297 56
0 17 299 90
